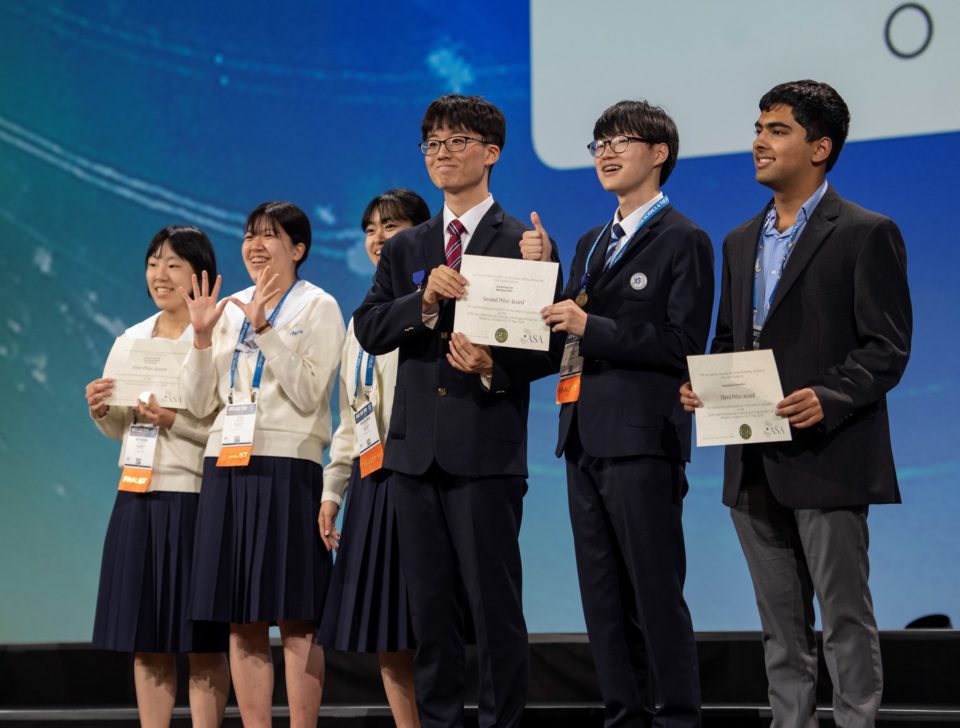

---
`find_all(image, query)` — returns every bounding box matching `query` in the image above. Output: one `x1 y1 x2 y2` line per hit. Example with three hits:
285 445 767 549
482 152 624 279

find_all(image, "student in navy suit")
540 101 714 727
682 80 912 728
353 94 561 728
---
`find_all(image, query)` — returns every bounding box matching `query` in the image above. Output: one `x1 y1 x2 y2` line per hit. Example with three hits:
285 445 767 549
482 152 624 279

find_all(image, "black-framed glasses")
420 135 488 156
587 135 650 157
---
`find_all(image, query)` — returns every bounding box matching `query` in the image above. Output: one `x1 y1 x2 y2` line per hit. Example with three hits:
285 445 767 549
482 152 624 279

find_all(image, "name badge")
556 334 584 404
354 401 384 477
217 402 257 467
119 424 159 492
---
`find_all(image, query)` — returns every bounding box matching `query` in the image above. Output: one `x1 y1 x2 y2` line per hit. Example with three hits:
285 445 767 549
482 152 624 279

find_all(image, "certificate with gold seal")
453 255 558 351
686 349 792 447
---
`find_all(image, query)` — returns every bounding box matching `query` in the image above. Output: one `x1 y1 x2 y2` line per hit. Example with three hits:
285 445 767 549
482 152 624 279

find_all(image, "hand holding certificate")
102 336 191 408
454 255 558 351
686 349 792 447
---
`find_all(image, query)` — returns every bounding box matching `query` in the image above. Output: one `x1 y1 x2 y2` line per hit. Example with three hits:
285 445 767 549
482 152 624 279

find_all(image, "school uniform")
181 280 345 624
557 197 714 727
315 318 414 652
92 312 228 653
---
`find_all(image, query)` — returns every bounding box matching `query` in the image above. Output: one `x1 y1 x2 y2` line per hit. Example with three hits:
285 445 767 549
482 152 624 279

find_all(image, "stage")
2 631 957 726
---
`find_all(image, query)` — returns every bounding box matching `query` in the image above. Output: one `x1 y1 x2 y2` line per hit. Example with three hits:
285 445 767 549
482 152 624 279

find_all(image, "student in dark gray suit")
682 80 912 728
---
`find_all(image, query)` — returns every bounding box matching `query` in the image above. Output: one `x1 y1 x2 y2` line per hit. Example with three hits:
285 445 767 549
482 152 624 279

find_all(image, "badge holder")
217 397 257 467
352 349 384 477
556 335 584 404
354 399 384 477
119 423 160 492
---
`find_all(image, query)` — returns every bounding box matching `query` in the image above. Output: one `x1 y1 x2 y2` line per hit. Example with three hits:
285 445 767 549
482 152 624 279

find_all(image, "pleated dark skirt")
316 462 415 652
93 491 229 653
190 456 331 625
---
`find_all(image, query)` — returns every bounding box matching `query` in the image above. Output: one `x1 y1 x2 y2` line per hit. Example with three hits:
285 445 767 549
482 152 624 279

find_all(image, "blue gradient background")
0 2 956 643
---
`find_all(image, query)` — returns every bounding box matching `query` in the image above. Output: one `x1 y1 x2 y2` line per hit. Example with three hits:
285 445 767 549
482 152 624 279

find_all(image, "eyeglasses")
587 135 650 157
420 135 488 156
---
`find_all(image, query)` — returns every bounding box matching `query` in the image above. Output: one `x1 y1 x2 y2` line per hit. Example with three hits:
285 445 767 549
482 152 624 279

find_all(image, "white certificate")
686 349 792 447
102 336 191 408
454 255 558 351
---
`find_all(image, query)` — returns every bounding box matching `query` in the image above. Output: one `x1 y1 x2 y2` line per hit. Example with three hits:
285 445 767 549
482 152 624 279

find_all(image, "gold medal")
575 292 588 308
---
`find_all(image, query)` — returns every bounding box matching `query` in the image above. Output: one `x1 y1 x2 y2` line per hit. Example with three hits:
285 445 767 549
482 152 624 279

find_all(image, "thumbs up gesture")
519 211 552 262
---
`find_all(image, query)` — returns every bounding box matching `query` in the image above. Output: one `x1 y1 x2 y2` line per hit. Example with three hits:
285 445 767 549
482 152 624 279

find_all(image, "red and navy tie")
445 219 465 271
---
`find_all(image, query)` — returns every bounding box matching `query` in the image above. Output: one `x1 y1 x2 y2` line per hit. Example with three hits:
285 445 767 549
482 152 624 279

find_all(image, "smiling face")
146 241 195 312
364 208 414 267
241 217 305 285
753 104 831 192
593 133 668 214
423 125 500 200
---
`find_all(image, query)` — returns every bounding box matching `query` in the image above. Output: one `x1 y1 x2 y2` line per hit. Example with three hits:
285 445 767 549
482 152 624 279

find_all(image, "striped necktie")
603 222 626 271
445 219 465 271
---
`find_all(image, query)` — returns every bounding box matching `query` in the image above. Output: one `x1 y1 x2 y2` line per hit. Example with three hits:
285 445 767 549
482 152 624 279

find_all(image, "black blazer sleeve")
353 229 431 355
811 216 912 433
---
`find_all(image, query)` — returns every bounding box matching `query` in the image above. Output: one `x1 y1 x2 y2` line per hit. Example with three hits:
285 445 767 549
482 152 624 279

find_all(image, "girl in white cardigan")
87 225 229 728
180 202 344 728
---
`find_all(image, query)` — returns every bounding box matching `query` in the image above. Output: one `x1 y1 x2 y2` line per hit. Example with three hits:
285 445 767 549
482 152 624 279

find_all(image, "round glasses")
587 135 650 157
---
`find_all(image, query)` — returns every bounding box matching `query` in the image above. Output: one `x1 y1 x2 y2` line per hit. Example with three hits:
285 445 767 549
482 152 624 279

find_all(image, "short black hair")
421 94 506 150
144 225 217 298
361 188 431 230
759 80 850 172
593 100 680 185
245 201 311 270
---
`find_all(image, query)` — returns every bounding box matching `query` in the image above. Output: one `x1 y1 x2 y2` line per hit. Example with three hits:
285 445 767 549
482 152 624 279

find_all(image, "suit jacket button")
440 331 449 340
437 387 447 397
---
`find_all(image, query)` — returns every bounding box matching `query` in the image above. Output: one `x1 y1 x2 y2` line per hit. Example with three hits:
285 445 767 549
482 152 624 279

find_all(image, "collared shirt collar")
614 191 665 234
764 180 829 237
443 194 495 251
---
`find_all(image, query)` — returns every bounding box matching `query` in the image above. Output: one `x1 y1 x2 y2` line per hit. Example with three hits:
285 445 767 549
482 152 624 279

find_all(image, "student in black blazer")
354 94 561 728
540 101 714 727
682 81 912 727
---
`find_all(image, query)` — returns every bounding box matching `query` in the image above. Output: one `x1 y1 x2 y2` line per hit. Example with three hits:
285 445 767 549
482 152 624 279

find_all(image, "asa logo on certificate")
686 350 793 448
454 255 558 351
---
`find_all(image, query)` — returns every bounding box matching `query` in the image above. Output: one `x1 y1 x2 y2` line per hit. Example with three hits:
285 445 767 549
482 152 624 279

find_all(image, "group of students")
86 81 912 728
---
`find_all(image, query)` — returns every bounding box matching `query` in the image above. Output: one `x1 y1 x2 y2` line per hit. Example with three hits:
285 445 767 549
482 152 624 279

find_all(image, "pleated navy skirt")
93 491 229 653
190 456 331 625
316 462 415 652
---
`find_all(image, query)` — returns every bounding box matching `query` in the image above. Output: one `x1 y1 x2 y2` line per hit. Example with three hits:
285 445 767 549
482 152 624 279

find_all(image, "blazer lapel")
462 202 504 259
764 187 840 325
421 214 447 275
584 222 612 292
733 209 765 348
596 204 671 285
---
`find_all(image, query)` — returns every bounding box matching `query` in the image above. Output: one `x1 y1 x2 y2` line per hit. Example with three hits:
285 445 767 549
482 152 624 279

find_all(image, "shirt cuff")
421 303 439 329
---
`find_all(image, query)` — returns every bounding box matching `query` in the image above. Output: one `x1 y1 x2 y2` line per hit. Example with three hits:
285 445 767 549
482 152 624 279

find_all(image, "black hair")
244 201 311 270
420 94 506 150
361 188 431 230
593 100 680 185
144 225 217 298
759 80 850 172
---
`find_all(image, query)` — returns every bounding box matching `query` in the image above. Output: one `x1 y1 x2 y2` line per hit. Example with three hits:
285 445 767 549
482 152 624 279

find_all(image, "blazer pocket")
387 385 406 439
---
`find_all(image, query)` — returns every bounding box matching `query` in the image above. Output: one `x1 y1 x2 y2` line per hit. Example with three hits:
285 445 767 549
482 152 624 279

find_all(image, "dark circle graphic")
885 3 933 59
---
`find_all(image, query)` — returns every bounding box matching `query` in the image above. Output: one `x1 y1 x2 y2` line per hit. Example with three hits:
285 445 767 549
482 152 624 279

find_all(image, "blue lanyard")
229 280 298 397
751 205 804 326
578 195 669 292
354 347 376 398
